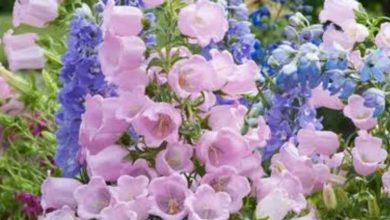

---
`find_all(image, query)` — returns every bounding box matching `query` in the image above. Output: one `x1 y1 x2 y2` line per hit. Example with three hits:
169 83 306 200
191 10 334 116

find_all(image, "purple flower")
16 192 42 218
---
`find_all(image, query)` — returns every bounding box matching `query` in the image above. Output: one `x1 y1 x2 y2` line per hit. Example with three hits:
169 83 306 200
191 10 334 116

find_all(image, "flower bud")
323 183 337 210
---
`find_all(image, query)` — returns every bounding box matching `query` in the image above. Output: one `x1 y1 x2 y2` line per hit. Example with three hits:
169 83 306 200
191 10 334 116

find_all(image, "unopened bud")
323 183 337 210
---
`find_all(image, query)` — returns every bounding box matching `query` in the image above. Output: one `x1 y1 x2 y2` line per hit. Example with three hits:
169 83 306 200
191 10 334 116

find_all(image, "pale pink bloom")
121 159 158 181
74 177 114 219
127 196 153 220
321 27 355 51
245 116 271 149
100 203 138 220
143 0 165 7
236 151 264 180
79 95 129 156
2 30 45 71
207 104 247 132
321 152 345 168
209 49 236 89
155 142 194 176
349 50 363 69
0 76 12 100
272 143 330 194
115 87 152 122
297 128 340 156
13 0 59 28
149 174 190 220
102 0 143 37
178 0 228 47
185 184 231 220
198 91 217 112
309 85 344 110
39 206 80 220
256 189 299 220
86 145 130 182
0 98 24 116
196 128 250 172
352 131 387 176
375 22 390 54
222 60 259 96
112 175 149 202
109 67 149 93
201 166 251 212
99 32 145 77
341 21 369 43
382 169 390 197
319 0 360 26
168 55 219 98
343 95 377 130
132 102 182 146
41 177 81 210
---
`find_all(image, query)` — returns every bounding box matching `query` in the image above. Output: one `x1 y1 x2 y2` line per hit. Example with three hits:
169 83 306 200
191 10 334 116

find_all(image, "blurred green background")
0 0 390 64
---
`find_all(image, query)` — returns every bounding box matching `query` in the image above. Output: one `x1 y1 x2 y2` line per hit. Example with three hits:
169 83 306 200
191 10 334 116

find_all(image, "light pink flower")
0 76 12 100
256 189 300 220
168 55 219 98
245 117 271 150
127 197 153 220
115 87 152 122
209 49 235 88
382 170 390 197
143 0 165 7
321 27 355 51
155 142 194 176
121 159 158 180
185 184 231 220
86 145 130 182
341 21 369 43
178 0 228 47
207 104 247 132
13 0 59 28
343 95 377 130
196 128 250 172
132 102 182 146
375 22 390 54
79 95 129 156
39 206 79 220
201 166 251 213
41 177 81 210
349 50 363 69
112 175 149 202
222 60 259 96
109 67 149 93
2 30 45 71
74 177 114 219
100 203 138 220
102 0 143 37
352 131 387 176
309 85 344 110
297 128 340 156
319 0 359 26
99 32 145 77
149 174 190 220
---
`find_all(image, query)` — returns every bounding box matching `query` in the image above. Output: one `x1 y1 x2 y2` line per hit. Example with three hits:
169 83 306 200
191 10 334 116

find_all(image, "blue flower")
322 69 356 99
362 88 386 117
276 63 299 89
361 49 390 82
250 6 270 29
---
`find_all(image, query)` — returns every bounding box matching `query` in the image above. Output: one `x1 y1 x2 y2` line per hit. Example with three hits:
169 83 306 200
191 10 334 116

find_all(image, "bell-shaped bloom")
112 175 149 202
100 203 138 220
0 76 12 100
13 0 60 28
245 117 271 150
109 67 149 93
2 31 45 71
178 0 228 47
115 87 152 122
207 104 247 132
74 177 114 219
99 32 146 76
321 27 355 51
185 184 231 220
201 166 251 213
196 128 250 172
156 142 194 176
41 177 82 210
102 0 143 37
143 0 165 7
121 159 158 181
309 85 344 110
382 170 390 197
127 196 153 220
222 60 259 96
271 143 330 194
168 55 219 98
39 206 79 220
79 95 129 156
256 189 301 220
149 174 190 220
86 145 130 182
208 49 235 88
132 102 182 146
297 128 340 156
319 0 359 26
352 131 387 176
343 95 377 130
342 21 369 43
376 22 390 54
